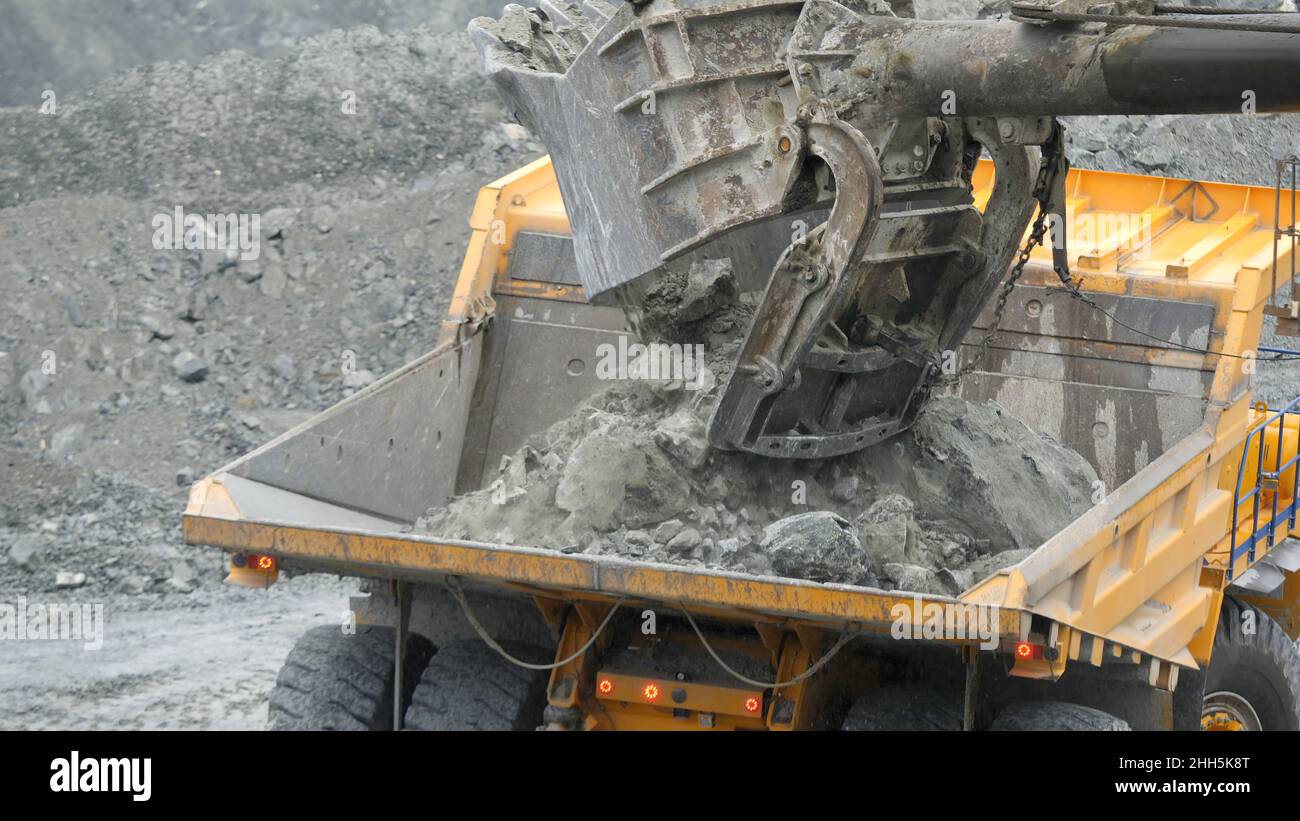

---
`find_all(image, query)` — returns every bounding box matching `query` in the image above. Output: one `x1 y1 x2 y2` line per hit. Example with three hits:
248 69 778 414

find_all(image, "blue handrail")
1225 395 1300 580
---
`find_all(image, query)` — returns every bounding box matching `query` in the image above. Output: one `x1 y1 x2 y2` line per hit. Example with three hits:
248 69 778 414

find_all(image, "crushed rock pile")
415 262 1100 594
0 22 541 602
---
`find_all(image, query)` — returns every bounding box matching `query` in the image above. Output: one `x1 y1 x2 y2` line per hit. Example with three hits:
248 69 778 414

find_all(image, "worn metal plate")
506 231 583 286
458 294 632 490
228 335 484 522
475 0 810 296
956 283 1219 489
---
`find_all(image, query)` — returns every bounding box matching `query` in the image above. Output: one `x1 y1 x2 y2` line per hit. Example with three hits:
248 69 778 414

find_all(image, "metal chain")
939 136 1063 386
944 209 1050 383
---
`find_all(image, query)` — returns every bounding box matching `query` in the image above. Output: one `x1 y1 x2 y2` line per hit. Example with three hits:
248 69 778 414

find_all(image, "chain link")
937 136 1063 386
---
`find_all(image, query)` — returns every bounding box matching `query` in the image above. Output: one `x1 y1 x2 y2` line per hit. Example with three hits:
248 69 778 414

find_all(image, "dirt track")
0 580 351 730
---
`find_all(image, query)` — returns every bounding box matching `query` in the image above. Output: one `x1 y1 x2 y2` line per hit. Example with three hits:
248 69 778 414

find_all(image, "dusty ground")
0 3 525 729
2 0 1298 730
0 579 348 730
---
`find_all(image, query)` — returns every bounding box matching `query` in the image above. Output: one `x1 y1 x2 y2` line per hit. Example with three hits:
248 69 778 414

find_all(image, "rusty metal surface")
469 0 1298 461
474 0 813 298
707 115 898 457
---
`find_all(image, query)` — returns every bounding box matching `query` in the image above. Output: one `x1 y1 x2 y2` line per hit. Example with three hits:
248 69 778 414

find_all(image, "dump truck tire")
404 640 548 731
991 701 1131 730
841 687 963 730
1203 598 1300 730
267 624 433 731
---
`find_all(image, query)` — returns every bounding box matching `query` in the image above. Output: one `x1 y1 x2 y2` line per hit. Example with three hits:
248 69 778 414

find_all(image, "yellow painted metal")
595 672 766 727
182 491 1020 643
1202 711 1246 731
184 156 1300 692
962 160 1299 670
443 155 584 349
969 161 1296 286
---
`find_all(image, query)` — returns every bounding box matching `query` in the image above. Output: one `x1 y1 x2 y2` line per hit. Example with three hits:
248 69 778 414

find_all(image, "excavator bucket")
470 0 1300 458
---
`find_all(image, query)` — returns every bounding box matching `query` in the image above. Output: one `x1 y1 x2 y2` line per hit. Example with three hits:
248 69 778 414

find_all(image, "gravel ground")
0 578 351 730
0 3 525 729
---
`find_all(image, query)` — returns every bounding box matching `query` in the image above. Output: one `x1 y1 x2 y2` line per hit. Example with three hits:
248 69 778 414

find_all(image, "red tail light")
642 683 660 702
1015 641 1044 660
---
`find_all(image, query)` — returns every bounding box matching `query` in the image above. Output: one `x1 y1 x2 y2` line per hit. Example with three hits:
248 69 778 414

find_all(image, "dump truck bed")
184 157 1298 679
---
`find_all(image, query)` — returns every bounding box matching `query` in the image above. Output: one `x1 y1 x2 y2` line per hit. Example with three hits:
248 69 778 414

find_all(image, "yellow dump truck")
184 157 1300 731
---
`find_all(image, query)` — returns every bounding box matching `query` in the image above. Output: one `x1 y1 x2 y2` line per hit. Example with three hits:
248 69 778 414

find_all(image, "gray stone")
237 260 263 283
171 350 209 382
652 407 710 470
115 574 150 595
677 258 738 323
900 397 1098 552
259 263 286 298
1133 131 1178 170
496 4 535 52
712 537 741 563
665 527 702 555
965 548 1034 580
555 431 691 530
310 204 337 233
170 560 195 583
830 475 862 503
19 368 49 406
9 534 44 569
165 576 196 593
342 368 376 390
183 288 210 321
49 424 83 457
853 493 917 567
1093 148 1124 170
936 567 974 595
761 511 868 584
270 353 296 381
653 519 685 544
261 207 297 238
142 314 175 340
1074 133 1109 154
883 563 947 595
54 571 87 589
